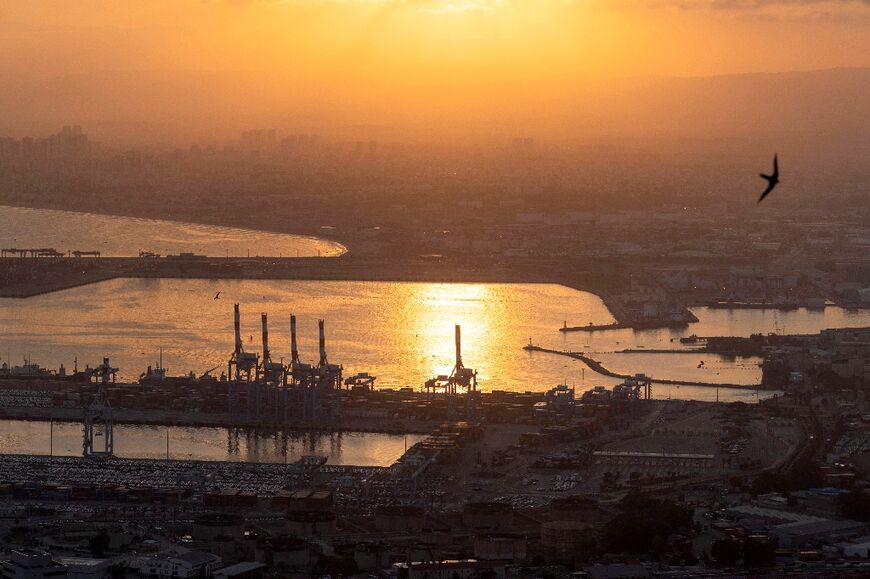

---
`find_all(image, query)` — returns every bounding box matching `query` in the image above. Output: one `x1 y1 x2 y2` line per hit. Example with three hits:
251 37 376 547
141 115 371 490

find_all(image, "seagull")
214 291 222 300
758 154 780 203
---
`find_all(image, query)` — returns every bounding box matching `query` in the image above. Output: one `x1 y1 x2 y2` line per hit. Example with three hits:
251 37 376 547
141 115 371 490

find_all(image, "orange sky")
1 0 868 142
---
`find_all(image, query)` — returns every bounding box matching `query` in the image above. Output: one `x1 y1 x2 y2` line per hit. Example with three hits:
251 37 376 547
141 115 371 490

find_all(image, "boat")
0 358 56 380
138 348 220 386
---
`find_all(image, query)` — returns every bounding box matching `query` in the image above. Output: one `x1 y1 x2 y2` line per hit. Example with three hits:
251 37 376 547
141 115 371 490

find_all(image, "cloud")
625 0 870 23
204 0 870 23
641 0 870 9
421 1 500 14
207 0 868 8
638 0 869 5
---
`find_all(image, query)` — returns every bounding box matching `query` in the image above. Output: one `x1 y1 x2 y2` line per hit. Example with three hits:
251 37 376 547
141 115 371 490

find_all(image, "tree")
742 535 777 567
750 459 822 495
601 491 693 554
711 538 740 567
311 554 357 577
839 488 870 521
89 530 110 558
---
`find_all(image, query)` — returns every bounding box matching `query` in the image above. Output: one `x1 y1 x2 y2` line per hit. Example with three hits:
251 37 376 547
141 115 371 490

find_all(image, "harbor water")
2 278 868 401
0 420 421 466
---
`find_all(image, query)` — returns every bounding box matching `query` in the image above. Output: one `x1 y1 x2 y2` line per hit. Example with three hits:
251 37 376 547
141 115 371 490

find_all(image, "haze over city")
1 1 870 578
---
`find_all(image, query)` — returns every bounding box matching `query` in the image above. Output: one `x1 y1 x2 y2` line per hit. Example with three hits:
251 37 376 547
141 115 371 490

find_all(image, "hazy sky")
1 0 868 142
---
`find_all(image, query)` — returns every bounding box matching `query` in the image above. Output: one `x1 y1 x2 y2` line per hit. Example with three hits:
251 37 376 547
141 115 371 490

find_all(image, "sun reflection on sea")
405 283 505 383
0 278 787 400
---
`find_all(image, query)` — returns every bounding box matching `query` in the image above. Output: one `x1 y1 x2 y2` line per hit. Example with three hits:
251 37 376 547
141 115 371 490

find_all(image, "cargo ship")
0 358 56 379
139 349 222 386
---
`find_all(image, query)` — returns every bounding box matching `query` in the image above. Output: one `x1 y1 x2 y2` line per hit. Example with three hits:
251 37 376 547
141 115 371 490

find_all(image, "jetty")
523 344 764 390
558 320 692 332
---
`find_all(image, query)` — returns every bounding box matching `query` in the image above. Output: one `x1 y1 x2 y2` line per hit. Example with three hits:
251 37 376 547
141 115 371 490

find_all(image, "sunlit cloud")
638 0 870 11
213 0 870 13
606 0 870 23
421 1 502 15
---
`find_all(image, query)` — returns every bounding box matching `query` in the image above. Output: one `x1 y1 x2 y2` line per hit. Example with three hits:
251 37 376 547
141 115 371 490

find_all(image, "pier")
559 319 692 332
560 322 629 332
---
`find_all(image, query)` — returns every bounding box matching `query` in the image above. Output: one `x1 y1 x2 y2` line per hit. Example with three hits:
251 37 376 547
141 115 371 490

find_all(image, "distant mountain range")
599 68 870 140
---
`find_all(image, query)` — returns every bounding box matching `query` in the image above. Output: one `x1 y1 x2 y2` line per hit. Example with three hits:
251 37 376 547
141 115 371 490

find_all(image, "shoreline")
0 202 350 254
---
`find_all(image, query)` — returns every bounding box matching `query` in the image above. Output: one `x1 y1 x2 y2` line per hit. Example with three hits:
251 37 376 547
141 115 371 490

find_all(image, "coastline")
0 202 349 256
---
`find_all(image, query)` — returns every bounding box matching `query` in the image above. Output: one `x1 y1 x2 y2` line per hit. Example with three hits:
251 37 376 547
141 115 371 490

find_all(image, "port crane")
222 306 355 423
425 325 478 395
228 304 259 415
256 313 287 420
424 325 478 420
612 373 653 401
257 313 285 385
83 358 116 458
228 303 259 381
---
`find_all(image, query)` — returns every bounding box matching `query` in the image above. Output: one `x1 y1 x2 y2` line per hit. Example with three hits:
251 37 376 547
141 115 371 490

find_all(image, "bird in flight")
214 291 222 300
758 154 780 203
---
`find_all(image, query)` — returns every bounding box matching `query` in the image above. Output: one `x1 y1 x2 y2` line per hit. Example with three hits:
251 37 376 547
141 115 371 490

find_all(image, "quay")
0 372 546 436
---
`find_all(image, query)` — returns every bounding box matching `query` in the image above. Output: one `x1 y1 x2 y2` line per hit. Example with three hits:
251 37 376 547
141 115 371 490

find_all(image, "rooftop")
176 550 220 566
214 562 267 577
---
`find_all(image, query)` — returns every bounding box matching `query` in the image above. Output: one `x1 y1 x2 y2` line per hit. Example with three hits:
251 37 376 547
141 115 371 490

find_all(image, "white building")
55 558 111 579
132 551 222 578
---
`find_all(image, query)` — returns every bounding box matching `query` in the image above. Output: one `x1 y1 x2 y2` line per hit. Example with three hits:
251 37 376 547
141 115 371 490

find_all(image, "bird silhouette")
214 291 222 300
758 154 780 203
